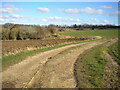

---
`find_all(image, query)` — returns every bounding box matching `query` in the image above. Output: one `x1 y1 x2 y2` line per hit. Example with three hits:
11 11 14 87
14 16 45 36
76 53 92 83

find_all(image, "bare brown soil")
2 38 90 56
2 38 111 88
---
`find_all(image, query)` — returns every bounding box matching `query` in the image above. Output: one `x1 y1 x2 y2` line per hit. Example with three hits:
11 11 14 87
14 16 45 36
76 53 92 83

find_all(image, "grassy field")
60 29 118 38
2 39 98 71
74 45 107 88
108 41 120 65
74 41 119 88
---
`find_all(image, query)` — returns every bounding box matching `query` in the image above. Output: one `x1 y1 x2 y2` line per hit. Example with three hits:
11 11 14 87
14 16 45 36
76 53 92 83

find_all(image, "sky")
0 2 119 25
1 0 120 2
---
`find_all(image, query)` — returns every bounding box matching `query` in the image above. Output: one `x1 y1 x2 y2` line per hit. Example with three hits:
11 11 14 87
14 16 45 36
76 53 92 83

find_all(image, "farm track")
2 38 114 88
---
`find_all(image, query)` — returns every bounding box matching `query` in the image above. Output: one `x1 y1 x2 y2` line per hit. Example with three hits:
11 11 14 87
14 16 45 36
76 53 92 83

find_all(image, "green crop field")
60 29 118 38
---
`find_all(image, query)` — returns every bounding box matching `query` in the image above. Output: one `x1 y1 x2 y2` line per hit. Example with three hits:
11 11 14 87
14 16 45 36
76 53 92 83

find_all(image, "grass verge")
74 44 108 88
2 38 101 71
108 41 120 65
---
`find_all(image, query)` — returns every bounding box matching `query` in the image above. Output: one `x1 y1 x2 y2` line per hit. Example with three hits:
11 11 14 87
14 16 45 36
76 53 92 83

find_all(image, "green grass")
83 47 107 87
2 39 100 71
108 41 120 65
60 29 118 38
75 45 108 88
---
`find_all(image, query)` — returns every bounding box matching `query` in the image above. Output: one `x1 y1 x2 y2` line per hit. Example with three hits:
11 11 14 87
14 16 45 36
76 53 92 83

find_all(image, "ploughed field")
2 38 91 56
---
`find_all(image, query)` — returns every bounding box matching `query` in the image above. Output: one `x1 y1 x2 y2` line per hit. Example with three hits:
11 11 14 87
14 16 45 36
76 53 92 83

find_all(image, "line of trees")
1 23 58 40
55 24 119 30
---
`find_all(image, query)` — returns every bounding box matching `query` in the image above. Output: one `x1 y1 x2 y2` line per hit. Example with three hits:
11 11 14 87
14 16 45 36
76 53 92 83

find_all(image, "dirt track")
2 38 113 88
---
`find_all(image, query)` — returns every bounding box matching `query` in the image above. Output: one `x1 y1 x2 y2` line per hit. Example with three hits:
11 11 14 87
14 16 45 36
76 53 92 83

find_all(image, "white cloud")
0 8 11 13
40 16 62 22
85 18 99 23
83 7 103 14
0 4 2 7
0 4 23 13
100 6 112 9
58 7 103 15
64 18 80 22
0 14 24 22
48 16 62 20
0 18 8 22
0 13 23 22
37 8 50 13
2 16 9 19
9 19 17 22
41 18 48 22
4 4 15 8
0 17 18 22
40 16 81 22
63 9 82 14
11 14 24 18
90 18 99 22
103 20 110 23
105 11 120 16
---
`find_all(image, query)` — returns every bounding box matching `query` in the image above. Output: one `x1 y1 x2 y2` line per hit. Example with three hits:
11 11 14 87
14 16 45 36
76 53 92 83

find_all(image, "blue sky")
0 2 119 25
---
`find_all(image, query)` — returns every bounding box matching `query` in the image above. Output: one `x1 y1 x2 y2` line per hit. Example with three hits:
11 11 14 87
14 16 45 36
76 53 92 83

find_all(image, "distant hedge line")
1 23 58 40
